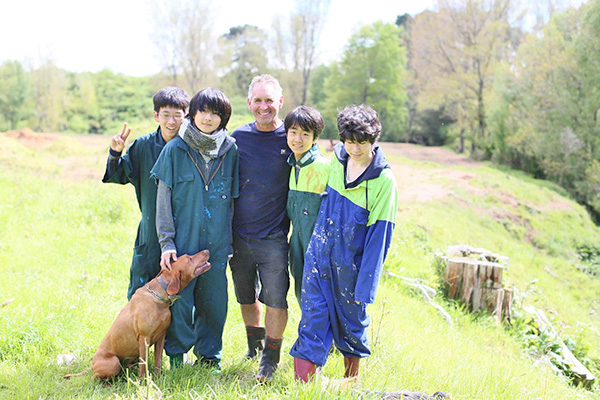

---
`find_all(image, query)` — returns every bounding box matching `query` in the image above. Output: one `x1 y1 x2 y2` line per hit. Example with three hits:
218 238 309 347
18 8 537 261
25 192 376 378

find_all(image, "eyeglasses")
158 112 184 121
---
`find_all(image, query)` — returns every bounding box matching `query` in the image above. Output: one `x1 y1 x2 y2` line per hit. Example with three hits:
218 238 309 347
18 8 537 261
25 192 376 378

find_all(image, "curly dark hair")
337 104 381 144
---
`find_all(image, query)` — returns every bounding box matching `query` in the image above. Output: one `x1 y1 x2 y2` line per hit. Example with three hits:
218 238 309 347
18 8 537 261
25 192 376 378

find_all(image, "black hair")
189 87 232 131
284 105 324 140
153 87 190 113
337 104 382 144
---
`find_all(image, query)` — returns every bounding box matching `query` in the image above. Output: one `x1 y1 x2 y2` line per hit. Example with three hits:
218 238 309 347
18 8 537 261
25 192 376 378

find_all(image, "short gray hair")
248 74 283 100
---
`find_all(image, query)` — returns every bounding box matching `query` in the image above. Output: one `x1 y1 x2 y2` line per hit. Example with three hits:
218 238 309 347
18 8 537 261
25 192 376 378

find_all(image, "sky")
1 0 435 77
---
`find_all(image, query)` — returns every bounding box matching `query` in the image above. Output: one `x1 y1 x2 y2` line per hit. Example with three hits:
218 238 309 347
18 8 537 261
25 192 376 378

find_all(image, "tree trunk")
439 245 511 322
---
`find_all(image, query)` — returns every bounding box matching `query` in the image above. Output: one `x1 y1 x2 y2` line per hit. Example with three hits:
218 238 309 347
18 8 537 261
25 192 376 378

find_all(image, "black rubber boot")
244 326 266 360
256 336 282 382
169 354 183 369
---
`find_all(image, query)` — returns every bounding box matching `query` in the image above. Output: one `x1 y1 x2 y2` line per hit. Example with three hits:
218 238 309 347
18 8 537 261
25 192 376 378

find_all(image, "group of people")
102 74 398 383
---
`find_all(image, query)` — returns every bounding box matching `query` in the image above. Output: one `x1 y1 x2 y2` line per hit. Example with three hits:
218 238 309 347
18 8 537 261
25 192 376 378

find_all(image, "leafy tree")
91 70 153 134
489 1 600 218
65 72 99 133
0 60 32 131
149 0 218 92
271 0 330 108
28 61 68 132
290 0 331 105
410 1 515 154
322 22 408 142
308 64 330 108
218 25 268 98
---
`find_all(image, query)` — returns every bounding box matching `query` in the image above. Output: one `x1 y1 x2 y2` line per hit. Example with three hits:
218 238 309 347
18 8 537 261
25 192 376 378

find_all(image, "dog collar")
157 276 181 304
145 282 180 306
157 276 169 291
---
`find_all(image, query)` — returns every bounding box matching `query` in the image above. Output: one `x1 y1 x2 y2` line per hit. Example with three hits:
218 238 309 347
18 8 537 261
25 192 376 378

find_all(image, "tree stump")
437 245 512 322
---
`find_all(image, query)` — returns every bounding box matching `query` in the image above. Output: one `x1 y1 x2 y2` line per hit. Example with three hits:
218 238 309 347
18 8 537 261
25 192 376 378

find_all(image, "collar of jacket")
334 142 389 188
173 134 236 158
287 143 320 168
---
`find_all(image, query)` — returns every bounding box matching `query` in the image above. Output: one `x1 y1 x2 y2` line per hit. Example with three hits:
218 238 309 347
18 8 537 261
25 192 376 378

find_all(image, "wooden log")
481 287 495 314
493 289 505 322
472 263 484 311
492 263 503 286
443 255 511 317
445 260 463 299
502 287 513 322
460 261 477 308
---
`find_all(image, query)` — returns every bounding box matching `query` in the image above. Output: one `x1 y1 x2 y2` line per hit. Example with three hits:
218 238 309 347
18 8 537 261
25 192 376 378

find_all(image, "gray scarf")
179 118 227 160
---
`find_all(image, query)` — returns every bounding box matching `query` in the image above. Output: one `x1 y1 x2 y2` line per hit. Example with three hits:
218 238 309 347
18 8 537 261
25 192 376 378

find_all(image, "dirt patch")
2 129 108 181
5 128 57 150
4 129 108 151
380 142 480 168
382 143 480 203
319 139 481 203
320 139 479 168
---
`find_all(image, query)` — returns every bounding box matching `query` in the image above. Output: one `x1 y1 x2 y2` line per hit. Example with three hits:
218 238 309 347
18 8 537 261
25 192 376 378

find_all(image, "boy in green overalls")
102 87 190 300
152 87 238 369
285 105 330 304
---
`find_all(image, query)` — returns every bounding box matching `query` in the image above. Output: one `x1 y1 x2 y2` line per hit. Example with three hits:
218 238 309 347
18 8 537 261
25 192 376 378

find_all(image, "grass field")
0 128 599 399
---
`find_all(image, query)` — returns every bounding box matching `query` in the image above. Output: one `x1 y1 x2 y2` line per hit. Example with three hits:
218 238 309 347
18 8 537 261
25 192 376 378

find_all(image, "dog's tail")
63 367 91 379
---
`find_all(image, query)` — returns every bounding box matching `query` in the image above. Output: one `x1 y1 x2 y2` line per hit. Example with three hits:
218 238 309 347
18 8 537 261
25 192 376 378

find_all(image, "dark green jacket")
287 144 330 302
102 128 166 299
151 135 239 262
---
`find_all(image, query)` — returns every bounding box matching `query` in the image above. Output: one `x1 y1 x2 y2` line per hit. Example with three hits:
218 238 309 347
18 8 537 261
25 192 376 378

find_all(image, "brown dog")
64 250 211 380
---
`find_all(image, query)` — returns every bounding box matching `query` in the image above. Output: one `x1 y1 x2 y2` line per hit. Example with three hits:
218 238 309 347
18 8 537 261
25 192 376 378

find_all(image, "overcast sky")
1 0 435 77
2 0 587 77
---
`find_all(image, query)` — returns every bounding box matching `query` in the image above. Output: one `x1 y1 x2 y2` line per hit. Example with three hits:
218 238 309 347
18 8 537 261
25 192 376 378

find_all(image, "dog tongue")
195 262 211 276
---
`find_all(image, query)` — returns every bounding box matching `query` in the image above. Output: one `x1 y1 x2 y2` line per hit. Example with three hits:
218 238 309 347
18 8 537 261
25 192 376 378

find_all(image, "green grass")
0 132 599 399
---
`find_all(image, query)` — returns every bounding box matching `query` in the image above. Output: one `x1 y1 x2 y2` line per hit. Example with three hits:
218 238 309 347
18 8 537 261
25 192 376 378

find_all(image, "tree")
28 61 68 132
65 72 99 133
291 0 331 105
488 1 600 218
410 0 514 154
92 70 153 134
322 22 409 142
0 61 32 131
272 0 331 106
150 0 218 92
218 25 268 98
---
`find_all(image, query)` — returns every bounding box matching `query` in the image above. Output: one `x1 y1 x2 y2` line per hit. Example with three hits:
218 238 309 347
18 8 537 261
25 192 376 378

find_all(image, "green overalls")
287 144 330 303
102 128 165 300
151 135 239 362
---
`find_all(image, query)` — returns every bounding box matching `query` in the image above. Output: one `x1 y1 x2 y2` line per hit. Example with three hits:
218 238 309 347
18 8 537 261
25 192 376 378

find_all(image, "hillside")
0 129 599 399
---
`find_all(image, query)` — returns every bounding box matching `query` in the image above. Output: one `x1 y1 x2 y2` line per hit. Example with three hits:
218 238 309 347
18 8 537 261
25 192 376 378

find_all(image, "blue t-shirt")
231 122 291 238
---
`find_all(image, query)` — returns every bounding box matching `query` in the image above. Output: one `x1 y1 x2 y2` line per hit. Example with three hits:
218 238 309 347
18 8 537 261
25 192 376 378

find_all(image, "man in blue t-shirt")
230 74 291 382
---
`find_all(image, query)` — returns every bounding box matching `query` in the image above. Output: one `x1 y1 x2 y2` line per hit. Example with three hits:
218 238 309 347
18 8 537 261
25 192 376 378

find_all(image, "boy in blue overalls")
151 88 238 369
291 104 398 382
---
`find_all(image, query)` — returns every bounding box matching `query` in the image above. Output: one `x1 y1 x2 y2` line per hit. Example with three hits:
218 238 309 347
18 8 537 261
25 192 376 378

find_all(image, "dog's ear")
167 272 181 295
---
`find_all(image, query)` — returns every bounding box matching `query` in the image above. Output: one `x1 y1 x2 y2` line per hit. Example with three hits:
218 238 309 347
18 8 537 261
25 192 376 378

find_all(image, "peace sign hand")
110 123 132 153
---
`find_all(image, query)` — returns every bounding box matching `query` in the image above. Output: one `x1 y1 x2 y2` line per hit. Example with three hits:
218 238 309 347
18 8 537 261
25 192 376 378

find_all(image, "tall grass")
0 132 598 399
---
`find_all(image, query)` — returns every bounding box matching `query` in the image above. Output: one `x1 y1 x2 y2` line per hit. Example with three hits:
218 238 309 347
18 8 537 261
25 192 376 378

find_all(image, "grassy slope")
0 131 598 399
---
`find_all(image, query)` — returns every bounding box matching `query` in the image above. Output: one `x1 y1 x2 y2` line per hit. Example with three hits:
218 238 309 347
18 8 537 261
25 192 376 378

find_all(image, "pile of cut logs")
436 245 512 322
